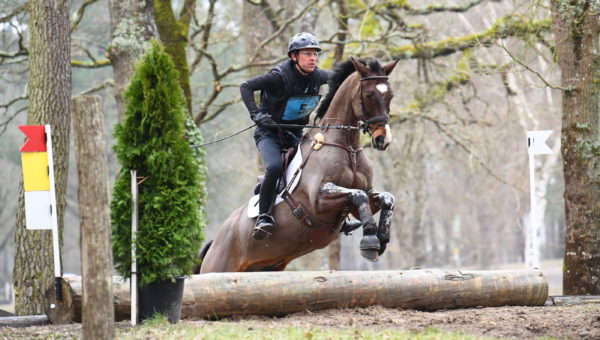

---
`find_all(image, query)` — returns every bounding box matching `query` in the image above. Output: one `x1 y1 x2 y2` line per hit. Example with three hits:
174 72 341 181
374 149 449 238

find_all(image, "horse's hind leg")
369 191 395 255
320 182 380 261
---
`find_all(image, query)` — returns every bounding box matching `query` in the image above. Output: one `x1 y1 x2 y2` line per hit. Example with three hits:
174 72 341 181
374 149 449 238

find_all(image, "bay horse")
198 57 398 273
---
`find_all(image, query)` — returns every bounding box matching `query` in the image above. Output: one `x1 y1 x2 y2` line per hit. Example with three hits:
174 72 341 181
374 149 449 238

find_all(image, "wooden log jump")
46 269 548 323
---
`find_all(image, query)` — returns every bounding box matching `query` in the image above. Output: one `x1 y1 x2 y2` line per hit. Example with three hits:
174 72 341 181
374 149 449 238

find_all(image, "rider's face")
292 48 319 74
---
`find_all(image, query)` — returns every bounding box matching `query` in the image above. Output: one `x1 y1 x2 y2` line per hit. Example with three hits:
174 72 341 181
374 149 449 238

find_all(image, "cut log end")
44 277 79 324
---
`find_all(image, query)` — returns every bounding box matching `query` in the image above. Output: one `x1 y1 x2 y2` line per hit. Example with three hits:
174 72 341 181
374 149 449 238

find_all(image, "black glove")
252 112 276 127
282 129 299 141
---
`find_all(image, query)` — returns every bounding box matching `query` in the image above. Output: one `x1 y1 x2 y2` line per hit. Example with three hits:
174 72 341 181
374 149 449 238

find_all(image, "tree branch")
244 0 280 31
0 3 27 23
71 59 111 68
498 41 572 91
245 0 318 66
407 0 488 15
70 0 101 32
77 79 114 95
0 105 27 135
389 16 552 60
416 112 519 190
180 0 197 28
199 97 242 124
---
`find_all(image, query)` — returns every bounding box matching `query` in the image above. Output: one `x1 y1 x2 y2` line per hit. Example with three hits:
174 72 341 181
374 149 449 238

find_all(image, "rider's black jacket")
240 60 331 132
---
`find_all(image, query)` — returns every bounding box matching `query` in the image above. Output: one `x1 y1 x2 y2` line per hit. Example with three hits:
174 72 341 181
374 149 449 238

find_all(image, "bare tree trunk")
551 1 600 295
154 0 195 115
72 95 114 339
108 0 156 121
13 0 71 316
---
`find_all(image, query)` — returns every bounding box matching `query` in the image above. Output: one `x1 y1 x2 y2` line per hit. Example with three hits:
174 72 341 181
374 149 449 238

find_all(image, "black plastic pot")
139 277 185 323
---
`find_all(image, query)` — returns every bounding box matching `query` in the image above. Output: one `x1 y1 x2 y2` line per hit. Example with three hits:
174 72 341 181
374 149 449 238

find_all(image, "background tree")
551 0 600 295
108 0 156 120
12 0 71 314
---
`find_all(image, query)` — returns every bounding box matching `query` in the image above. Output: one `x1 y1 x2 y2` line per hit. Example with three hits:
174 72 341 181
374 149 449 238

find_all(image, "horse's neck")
319 78 361 148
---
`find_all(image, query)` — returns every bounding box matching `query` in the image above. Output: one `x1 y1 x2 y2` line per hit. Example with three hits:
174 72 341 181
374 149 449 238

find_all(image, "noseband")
357 75 390 135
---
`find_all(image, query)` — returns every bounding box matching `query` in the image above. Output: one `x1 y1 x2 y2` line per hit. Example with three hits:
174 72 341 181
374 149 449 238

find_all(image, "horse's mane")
315 58 383 122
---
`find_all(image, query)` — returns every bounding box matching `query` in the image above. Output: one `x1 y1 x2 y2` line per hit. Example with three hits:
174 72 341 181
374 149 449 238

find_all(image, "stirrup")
253 214 275 240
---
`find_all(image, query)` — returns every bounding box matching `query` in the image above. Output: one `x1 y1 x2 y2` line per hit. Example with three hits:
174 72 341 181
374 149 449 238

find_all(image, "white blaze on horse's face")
376 84 389 94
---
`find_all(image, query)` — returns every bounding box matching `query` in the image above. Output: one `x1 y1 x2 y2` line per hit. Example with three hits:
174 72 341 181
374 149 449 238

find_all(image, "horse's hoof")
360 235 380 251
361 249 379 262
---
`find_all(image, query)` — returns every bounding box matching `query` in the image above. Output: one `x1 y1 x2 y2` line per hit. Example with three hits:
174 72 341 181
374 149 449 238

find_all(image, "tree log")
546 295 600 306
0 315 49 327
46 269 548 323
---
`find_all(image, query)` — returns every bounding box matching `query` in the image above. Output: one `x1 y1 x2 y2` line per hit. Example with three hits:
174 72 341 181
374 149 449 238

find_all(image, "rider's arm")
240 72 284 119
319 69 334 85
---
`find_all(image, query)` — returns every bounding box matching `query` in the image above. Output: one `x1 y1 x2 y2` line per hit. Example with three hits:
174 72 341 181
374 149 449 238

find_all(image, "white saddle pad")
247 148 303 218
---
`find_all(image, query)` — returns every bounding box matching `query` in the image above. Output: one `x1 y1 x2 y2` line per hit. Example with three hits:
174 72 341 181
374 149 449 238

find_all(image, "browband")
360 76 389 81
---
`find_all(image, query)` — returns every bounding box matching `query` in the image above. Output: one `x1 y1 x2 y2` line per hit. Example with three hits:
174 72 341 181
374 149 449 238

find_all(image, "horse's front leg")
368 190 395 255
320 182 380 261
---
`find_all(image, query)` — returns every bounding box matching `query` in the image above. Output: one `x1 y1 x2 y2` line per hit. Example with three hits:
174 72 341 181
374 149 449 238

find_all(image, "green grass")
116 320 503 340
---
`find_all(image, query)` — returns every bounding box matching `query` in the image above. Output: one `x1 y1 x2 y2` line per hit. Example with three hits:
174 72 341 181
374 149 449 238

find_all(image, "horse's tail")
192 239 214 274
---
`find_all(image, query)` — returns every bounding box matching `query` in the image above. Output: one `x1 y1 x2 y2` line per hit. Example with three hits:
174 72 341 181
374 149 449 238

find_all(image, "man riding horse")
240 32 332 240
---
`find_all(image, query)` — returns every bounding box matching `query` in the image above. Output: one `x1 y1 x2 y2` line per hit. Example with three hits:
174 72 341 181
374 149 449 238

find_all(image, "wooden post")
130 169 138 326
46 269 548 322
72 95 115 338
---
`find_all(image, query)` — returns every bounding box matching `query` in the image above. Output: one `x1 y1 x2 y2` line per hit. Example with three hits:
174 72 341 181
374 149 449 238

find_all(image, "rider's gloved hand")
252 112 276 127
282 129 298 141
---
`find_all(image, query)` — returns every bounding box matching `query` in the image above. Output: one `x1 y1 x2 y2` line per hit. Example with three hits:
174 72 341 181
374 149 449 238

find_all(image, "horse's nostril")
376 135 385 147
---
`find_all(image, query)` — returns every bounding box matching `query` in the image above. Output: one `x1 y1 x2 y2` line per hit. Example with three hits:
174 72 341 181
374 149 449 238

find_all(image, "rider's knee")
265 161 283 176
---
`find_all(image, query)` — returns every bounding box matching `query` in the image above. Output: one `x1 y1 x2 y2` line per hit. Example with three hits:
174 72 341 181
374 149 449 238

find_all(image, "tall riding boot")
253 179 278 240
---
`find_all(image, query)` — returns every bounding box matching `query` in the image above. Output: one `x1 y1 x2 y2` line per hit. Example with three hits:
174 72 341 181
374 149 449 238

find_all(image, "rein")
193 123 360 148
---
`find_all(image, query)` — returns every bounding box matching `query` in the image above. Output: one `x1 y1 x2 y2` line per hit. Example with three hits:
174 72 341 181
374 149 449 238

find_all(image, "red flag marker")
19 125 47 152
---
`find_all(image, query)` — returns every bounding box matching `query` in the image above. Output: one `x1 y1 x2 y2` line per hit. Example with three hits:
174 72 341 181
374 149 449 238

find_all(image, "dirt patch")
260 304 600 339
1 304 599 339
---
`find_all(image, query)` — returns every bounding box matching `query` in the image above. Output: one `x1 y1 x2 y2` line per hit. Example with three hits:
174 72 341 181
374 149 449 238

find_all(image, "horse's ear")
350 57 369 77
383 58 400 76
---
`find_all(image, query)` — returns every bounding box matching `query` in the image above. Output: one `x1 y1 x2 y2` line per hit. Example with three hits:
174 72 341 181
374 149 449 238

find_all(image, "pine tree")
111 41 203 286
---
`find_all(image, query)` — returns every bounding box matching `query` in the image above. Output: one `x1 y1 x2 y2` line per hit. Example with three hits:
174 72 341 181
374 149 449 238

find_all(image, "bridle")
356 75 391 135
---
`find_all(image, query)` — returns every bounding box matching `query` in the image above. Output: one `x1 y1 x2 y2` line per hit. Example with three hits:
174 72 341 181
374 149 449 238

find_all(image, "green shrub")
111 41 203 286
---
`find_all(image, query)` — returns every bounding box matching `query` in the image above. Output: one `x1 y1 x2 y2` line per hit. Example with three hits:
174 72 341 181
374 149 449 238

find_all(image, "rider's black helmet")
287 32 321 57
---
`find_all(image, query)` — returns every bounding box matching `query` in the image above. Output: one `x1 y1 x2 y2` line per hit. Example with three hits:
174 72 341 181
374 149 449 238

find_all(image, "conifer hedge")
111 41 203 286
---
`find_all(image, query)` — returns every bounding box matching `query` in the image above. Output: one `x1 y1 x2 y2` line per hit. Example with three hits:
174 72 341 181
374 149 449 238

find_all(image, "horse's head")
350 57 399 150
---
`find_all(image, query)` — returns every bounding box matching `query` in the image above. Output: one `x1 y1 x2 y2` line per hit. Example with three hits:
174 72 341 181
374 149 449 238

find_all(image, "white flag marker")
526 130 552 269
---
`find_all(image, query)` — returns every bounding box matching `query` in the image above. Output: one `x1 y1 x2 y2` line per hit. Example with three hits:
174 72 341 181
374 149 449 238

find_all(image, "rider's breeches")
256 134 284 214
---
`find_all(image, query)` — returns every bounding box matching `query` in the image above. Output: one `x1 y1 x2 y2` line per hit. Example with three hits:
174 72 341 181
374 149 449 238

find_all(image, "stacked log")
46 269 548 323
